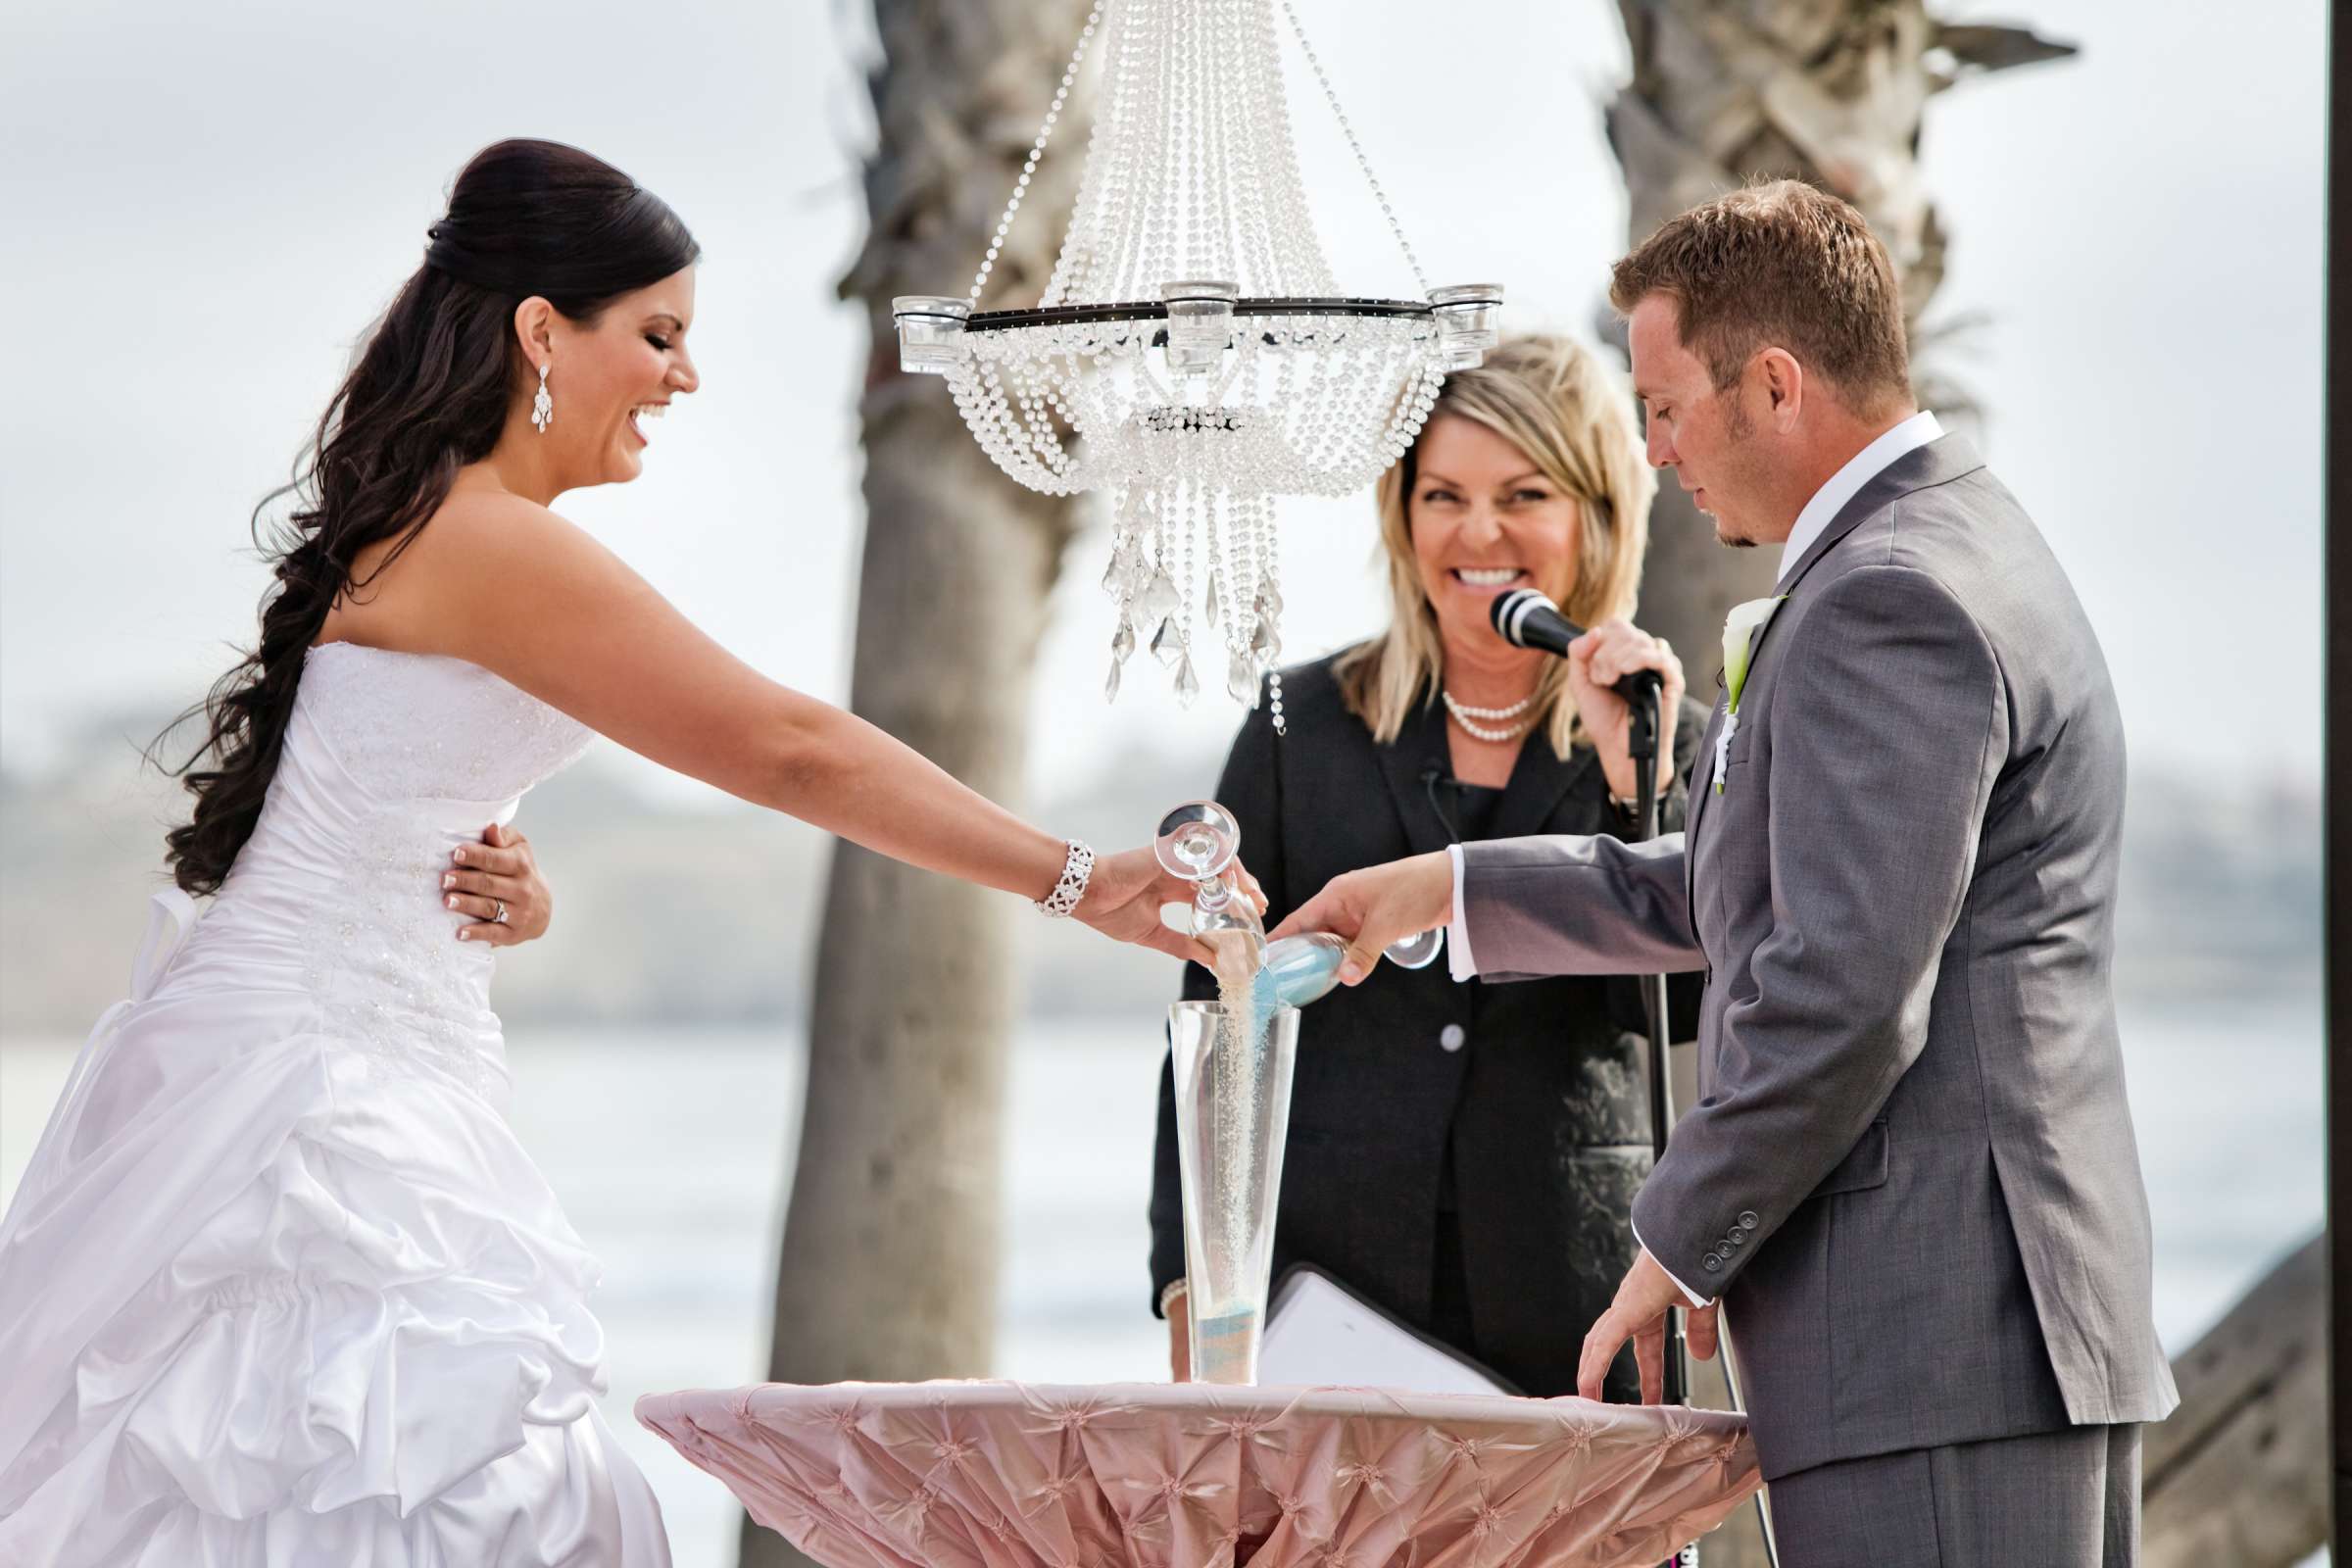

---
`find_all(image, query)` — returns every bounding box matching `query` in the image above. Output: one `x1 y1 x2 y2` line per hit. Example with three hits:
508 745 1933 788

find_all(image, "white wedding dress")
0 644 669 1566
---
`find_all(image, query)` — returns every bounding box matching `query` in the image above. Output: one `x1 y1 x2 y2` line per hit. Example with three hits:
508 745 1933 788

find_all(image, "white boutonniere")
1715 595 1787 794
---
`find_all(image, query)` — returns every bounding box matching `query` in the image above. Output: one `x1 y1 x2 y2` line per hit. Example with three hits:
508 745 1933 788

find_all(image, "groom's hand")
1579 1250 1718 1403
1268 851 1453 984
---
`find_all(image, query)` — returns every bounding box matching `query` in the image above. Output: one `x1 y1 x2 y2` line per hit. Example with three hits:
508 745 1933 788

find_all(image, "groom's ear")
1757 347 1805 432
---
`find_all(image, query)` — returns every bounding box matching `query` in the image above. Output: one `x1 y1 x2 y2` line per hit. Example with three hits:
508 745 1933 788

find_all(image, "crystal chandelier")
893 0 1500 732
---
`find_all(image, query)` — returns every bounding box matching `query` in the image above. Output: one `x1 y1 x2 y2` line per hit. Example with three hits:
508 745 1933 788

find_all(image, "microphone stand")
1622 676 1699 1568
1625 676 1779 1568
1619 676 1688 1409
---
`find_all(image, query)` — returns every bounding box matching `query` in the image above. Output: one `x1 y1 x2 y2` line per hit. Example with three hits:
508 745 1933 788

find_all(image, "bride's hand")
442 822 553 947
1075 846 1265 964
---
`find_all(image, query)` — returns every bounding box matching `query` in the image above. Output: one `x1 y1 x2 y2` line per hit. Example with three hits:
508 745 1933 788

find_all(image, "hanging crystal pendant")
1139 567 1182 625
1227 648 1255 705
1150 617 1184 668
889 0 1501 721
1250 611 1280 662
1174 650 1200 708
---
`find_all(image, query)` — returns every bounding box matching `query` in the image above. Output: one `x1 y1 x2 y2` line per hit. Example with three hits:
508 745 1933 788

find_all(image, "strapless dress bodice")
170 643 596 1099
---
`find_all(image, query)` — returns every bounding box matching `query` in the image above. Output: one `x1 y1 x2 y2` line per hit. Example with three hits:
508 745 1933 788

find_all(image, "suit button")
1440 1024 1466 1053
1727 1232 1744 1249
1739 1211 1760 1230
1702 1252 1723 1272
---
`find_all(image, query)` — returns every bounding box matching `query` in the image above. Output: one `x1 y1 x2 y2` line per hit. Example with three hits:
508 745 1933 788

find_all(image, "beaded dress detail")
0 644 669 1566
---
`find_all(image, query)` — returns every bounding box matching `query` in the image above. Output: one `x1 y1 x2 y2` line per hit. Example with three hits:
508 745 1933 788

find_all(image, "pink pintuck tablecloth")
638 1381 1759 1568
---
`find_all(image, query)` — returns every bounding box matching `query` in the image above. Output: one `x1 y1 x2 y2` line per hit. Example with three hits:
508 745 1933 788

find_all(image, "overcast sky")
0 0 2324 807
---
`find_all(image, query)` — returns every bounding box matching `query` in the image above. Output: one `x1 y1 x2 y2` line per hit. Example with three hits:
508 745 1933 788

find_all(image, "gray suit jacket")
1459 434 2179 1479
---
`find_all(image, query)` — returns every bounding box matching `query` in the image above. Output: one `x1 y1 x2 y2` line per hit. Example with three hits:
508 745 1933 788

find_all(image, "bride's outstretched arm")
397 494 1221 961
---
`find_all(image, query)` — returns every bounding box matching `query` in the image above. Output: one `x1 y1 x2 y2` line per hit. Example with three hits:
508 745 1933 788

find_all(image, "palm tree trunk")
740 4 1093 1564
1606 0 2073 684
1604 7 2072 1563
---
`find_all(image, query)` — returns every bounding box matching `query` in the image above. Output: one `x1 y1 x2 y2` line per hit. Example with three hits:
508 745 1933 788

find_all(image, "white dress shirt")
1777 409 1942 585
1446 411 1944 1305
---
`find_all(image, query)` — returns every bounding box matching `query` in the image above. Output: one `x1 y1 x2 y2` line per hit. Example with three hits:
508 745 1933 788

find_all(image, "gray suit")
1458 436 2178 1546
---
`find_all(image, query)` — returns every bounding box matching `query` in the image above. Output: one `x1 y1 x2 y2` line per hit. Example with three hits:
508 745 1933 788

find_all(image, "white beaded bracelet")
1035 839 1096 918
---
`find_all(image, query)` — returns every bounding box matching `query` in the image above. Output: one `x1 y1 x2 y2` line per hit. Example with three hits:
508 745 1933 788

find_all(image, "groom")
1273 180 2177 1564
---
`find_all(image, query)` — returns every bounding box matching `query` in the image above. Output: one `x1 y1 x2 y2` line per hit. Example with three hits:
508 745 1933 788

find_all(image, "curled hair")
156 139 699 895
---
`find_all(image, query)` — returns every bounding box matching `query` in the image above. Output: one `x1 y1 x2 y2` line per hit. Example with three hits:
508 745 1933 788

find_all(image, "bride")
0 139 1230 1567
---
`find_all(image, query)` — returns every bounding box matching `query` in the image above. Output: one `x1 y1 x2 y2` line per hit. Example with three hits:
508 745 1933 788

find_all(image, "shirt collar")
1777 410 1944 585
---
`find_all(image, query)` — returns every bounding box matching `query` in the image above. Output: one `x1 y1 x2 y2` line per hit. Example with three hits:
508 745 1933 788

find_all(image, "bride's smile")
509 272 702 499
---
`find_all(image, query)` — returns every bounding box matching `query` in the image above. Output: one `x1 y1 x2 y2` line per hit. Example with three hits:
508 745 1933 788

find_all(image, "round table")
638 1381 1760 1568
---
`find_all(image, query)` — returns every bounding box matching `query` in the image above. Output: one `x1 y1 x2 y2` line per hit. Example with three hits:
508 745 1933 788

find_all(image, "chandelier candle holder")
893 0 1500 731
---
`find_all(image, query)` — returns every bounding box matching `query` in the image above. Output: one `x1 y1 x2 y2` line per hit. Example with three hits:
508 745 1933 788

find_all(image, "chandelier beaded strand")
893 0 1502 734
968 6 1103 309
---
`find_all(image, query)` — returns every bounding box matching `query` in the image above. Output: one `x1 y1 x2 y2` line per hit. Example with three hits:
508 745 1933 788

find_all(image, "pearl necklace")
1442 688 1539 743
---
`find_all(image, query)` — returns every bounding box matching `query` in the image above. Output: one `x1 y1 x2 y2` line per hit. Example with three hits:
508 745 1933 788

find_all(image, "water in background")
0 997 2324 1568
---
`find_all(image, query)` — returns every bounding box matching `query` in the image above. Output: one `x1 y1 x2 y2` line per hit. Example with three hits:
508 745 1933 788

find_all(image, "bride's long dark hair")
158 139 699 896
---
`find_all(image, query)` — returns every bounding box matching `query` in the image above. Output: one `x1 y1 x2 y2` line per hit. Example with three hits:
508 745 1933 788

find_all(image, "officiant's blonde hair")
1335 332 1654 757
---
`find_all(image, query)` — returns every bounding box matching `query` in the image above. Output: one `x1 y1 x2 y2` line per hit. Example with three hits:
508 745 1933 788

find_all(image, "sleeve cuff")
1446 843 1478 981
1630 1221 1709 1308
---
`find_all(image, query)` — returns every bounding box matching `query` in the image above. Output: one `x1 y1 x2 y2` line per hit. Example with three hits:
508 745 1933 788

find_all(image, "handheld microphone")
1490 588 1662 702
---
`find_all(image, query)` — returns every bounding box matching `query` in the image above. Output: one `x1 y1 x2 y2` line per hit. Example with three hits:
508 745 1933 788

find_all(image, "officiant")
1148 333 1707 1398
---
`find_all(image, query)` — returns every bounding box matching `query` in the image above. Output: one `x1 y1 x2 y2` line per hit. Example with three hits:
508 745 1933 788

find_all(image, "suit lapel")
1683 697 1728 919
1372 689 1460 858
1779 432 1987 594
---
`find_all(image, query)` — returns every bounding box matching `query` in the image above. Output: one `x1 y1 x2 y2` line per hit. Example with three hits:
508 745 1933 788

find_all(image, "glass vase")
1170 999 1299 1385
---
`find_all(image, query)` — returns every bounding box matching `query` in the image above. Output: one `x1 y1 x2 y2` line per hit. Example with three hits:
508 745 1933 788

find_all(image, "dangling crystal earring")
531 362 554 433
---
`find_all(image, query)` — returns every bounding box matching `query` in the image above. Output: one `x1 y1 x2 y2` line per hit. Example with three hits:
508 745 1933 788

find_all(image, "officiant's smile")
1412 414 1580 633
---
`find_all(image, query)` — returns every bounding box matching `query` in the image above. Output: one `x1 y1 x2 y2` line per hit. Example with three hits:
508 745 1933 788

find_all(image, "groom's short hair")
1610 179 1910 415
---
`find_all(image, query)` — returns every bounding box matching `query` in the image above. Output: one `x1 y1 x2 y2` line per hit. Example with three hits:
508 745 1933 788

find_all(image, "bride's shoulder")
431 486 565 537
424 489 605 566
369 491 627 644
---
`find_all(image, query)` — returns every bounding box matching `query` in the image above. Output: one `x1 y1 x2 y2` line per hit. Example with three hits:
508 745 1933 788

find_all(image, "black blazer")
1150 652 1706 1398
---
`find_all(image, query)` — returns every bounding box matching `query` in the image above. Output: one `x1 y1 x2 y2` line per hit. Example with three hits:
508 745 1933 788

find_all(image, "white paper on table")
1256 1265 1519 1397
